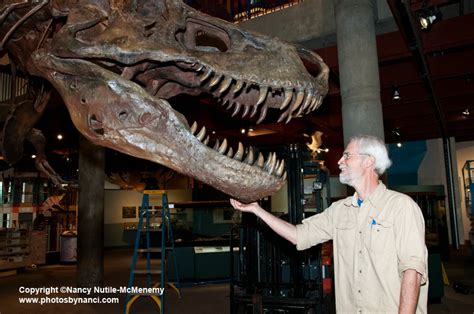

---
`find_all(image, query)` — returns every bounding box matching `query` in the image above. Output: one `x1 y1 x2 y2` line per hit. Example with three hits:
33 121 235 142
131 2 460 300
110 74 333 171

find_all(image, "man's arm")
230 199 297 245
399 269 422 314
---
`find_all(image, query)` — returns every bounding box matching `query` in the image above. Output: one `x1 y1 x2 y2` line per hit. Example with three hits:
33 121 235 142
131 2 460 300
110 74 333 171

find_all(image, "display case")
0 229 31 270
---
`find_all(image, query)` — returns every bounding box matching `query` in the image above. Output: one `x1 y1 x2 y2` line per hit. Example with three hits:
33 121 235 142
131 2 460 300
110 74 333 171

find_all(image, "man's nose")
337 156 344 165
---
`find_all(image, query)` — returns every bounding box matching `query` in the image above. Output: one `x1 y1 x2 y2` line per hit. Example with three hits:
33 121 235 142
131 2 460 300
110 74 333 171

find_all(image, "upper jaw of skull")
50 1 328 123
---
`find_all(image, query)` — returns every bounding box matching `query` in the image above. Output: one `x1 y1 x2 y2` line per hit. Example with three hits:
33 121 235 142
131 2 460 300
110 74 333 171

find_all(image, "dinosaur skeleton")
0 0 329 202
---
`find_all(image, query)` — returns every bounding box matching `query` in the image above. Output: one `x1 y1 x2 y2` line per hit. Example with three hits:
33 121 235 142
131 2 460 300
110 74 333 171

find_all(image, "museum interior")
0 0 474 313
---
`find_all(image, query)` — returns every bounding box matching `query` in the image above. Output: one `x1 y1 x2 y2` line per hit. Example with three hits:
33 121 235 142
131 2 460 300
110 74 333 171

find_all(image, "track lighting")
392 87 401 101
418 7 442 31
462 108 470 116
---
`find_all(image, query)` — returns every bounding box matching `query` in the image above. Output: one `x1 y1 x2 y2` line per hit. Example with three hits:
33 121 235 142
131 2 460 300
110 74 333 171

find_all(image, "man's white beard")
339 173 354 186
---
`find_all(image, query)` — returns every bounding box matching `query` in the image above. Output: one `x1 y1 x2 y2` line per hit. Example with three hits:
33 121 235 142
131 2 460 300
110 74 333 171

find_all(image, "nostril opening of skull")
118 111 128 120
143 21 156 37
81 98 87 104
90 114 104 136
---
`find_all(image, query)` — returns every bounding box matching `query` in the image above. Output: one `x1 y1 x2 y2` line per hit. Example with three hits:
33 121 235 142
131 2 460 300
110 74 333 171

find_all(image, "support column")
334 0 384 145
77 135 105 287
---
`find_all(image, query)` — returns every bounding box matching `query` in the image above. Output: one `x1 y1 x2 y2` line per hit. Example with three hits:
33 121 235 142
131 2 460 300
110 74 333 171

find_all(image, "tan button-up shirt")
296 183 428 313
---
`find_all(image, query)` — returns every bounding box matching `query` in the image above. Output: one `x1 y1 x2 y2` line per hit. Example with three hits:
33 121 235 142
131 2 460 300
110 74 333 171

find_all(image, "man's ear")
364 155 376 169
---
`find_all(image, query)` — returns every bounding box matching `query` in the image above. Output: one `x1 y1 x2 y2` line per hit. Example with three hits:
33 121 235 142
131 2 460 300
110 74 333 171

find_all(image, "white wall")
418 139 446 186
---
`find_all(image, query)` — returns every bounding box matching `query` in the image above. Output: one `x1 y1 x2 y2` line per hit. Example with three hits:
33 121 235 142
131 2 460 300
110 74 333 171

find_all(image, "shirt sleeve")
296 206 334 251
394 196 428 284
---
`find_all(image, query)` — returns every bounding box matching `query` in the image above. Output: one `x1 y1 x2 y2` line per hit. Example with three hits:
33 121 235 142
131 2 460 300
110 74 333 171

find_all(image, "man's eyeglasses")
341 152 370 160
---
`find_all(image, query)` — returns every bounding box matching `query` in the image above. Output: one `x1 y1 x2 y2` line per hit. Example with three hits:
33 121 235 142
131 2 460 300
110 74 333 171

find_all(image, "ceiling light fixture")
31 154 36 159
462 108 470 116
57 134 63 140
240 128 246 134
397 142 402 148
418 7 442 31
392 87 401 101
392 129 401 137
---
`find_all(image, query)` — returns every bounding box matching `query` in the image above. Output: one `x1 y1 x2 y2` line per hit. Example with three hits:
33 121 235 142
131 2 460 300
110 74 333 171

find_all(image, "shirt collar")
344 182 387 208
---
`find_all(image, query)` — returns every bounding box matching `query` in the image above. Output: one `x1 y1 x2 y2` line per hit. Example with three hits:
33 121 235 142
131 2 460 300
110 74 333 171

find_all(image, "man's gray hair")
350 135 392 175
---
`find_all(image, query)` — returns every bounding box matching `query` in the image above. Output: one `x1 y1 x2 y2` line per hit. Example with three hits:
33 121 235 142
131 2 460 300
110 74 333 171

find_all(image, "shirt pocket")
335 222 356 249
369 220 393 253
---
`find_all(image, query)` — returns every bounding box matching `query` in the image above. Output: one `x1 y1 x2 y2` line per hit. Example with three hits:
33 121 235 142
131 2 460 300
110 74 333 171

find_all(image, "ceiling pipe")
387 0 460 249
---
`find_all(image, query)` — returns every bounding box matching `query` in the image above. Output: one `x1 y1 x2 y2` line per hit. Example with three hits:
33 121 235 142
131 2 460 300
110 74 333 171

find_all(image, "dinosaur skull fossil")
4 0 329 202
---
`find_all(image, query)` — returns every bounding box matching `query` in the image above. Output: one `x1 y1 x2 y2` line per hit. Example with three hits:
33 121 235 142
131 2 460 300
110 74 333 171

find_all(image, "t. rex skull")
5 0 329 202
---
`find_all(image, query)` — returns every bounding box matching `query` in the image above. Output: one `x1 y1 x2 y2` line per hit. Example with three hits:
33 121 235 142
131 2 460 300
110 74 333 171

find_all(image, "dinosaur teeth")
190 121 198 134
305 95 317 114
196 126 206 141
218 77 233 94
313 95 323 111
226 147 233 158
200 69 213 83
209 74 223 88
256 104 269 124
213 139 220 150
290 90 305 115
231 102 241 117
263 153 276 173
268 153 277 175
277 109 287 123
241 105 250 118
280 88 293 110
196 64 205 72
249 104 259 118
281 171 287 181
203 135 210 146
256 86 268 106
244 146 254 164
233 142 244 161
274 160 281 175
218 138 228 154
254 152 264 168
233 80 244 94
276 159 285 177
299 91 314 114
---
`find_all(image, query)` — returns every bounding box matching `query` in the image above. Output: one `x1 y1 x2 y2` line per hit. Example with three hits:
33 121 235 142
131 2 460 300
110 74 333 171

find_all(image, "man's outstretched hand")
230 199 262 214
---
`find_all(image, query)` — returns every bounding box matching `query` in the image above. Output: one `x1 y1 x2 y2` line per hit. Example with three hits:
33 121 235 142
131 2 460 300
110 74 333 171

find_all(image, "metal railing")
185 0 304 23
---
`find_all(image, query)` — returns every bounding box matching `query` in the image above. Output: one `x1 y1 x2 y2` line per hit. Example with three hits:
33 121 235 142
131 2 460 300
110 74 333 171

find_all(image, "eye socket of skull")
176 18 230 53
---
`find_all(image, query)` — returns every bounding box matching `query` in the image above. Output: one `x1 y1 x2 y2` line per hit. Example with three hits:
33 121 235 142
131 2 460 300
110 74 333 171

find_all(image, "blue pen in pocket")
371 218 377 229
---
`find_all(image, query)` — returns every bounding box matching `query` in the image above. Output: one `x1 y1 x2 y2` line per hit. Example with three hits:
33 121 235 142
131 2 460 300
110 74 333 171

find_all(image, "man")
230 135 428 313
